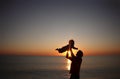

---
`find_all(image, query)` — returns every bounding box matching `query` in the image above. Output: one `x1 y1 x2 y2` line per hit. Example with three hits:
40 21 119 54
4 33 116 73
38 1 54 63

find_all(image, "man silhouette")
66 49 83 79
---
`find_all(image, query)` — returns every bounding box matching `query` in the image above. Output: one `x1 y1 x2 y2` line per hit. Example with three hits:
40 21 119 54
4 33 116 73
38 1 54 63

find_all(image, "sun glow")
68 51 71 57
66 51 71 70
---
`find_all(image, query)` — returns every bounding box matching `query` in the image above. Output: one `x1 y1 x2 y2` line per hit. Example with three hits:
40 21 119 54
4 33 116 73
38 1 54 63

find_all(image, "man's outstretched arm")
70 49 75 57
66 51 73 60
66 51 69 59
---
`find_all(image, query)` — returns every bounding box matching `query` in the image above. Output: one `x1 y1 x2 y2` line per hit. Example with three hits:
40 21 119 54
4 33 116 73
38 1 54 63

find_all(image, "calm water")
0 56 120 79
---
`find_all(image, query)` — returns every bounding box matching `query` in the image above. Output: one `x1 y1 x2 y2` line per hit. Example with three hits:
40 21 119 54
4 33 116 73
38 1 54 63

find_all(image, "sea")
0 56 120 79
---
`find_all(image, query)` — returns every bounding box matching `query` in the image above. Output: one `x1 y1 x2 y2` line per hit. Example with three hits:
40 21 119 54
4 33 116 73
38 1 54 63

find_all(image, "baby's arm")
72 46 78 50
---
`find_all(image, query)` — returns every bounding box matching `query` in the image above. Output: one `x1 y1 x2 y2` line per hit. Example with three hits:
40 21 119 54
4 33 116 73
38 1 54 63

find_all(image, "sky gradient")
1 0 120 56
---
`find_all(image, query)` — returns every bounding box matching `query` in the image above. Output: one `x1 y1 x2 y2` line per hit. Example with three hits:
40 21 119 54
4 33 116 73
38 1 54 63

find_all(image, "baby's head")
69 39 74 46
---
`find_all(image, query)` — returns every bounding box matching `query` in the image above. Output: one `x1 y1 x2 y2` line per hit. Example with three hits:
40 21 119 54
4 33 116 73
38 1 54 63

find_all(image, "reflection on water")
66 59 71 70
66 51 71 70
0 56 120 79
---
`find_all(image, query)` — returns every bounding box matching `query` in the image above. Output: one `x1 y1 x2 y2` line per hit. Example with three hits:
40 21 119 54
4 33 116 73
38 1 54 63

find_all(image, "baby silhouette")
56 39 78 53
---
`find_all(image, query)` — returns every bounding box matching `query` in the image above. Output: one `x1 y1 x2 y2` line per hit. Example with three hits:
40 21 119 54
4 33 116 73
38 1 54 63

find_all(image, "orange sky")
1 39 120 56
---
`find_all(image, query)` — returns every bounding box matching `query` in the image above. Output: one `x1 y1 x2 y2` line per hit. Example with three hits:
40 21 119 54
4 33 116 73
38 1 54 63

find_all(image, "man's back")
66 49 83 79
70 57 82 75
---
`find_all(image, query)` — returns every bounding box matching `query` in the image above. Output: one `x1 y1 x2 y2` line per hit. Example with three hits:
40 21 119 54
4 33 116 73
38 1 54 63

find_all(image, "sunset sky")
1 0 120 56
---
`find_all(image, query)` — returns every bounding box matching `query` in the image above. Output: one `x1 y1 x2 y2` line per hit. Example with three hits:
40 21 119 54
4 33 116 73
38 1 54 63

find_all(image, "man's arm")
66 51 69 59
70 49 75 58
66 51 72 61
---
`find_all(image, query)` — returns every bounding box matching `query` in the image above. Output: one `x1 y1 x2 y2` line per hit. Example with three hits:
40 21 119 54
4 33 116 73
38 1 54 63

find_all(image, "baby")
56 39 78 53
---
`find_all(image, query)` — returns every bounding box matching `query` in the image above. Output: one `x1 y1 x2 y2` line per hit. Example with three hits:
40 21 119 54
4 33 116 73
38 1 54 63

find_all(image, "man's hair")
76 50 83 57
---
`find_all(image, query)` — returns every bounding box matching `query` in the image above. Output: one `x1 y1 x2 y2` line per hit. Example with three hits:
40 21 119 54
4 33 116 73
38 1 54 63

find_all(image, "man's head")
76 50 83 57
